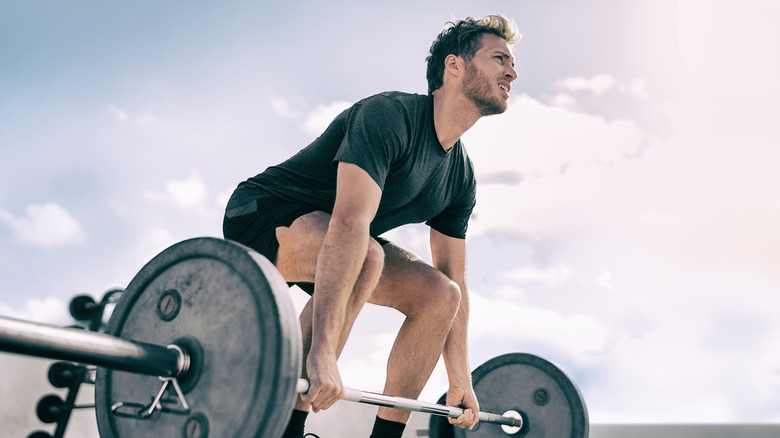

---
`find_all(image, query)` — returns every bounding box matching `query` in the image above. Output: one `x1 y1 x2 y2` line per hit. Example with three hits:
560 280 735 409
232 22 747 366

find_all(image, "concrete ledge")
590 424 780 438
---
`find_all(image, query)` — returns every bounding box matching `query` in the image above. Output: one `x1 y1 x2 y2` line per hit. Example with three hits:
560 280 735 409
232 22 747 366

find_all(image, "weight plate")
36 394 66 423
69 295 98 321
95 237 302 438
441 353 588 438
48 361 86 388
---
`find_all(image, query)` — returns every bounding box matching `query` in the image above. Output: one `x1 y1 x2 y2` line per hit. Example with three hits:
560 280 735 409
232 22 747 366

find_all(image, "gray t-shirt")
229 91 476 239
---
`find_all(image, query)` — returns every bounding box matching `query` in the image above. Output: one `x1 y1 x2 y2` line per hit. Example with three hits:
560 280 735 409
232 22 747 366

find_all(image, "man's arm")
303 162 382 412
430 228 480 429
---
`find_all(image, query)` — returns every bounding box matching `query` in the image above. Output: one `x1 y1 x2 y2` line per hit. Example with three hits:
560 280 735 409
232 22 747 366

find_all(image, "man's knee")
363 238 386 281
412 272 461 320
438 278 461 316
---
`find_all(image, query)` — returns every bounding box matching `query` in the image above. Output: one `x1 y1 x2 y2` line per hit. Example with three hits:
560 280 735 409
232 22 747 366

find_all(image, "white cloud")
216 188 233 210
302 101 351 136
469 292 613 360
596 271 614 290
464 94 643 181
165 171 207 209
556 74 653 101
107 104 156 124
107 199 129 216
549 92 577 108
108 104 129 122
0 297 71 324
134 226 177 266
557 74 616 95
501 265 572 287
627 78 651 100
0 203 85 247
135 113 156 124
270 96 303 118
143 170 213 213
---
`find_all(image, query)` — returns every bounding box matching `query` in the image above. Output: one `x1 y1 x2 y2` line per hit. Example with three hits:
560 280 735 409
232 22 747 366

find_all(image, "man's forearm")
442 280 472 386
310 219 369 356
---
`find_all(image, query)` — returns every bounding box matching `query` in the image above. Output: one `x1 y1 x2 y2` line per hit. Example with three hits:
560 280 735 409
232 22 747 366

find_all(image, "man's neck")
432 89 482 151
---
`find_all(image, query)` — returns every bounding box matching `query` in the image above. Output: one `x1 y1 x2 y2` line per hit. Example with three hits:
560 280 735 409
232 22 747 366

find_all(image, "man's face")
461 34 517 116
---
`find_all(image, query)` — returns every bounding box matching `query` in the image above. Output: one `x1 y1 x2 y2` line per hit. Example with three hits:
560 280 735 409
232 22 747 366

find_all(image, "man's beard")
461 61 507 116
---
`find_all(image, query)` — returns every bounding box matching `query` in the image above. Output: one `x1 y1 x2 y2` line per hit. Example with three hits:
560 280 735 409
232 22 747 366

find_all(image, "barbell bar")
0 316 187 378
0 315 522 429
295 380 522 428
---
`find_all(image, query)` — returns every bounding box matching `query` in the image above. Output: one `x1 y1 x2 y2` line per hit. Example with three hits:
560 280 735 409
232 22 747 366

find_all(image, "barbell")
0 237 589 437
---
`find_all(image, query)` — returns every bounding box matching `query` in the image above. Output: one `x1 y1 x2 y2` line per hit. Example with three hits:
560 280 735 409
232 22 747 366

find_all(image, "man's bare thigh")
275 211 451 314
274 210 331 283
369 242 455 317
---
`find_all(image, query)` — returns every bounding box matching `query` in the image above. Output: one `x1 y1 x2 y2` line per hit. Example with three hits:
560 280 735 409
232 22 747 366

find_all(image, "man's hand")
301 352 345 412
446 384 480 430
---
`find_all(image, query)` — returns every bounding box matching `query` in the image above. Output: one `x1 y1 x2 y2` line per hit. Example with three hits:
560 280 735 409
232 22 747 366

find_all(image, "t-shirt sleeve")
332 96 407 190
425 178 477 239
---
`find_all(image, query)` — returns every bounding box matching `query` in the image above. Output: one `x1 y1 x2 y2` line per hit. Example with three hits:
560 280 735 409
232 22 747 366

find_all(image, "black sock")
369 416 407 438
283 409 309 438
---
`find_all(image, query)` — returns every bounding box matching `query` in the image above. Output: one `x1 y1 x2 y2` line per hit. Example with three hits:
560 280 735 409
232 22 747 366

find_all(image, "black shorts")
222 195 390 295
223 195 318 264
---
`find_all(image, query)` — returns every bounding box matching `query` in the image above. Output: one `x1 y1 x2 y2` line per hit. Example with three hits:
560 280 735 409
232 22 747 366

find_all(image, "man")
223 15 518 438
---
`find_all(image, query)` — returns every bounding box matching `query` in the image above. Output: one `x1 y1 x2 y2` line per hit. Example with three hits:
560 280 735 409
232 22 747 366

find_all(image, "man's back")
230 91 476 239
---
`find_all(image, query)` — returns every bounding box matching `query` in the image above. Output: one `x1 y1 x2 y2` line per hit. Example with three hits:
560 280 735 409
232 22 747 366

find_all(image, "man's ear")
444 54 463 77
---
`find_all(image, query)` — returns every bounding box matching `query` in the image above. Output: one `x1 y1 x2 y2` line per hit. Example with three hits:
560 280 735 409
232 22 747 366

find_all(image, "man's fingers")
467 400 480 429
302 380 344 412
448 408 478 429
318 383 344 410
300 382 320 410
300 382 317 402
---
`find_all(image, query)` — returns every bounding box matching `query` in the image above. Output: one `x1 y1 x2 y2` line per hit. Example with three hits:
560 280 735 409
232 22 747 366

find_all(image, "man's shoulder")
357 91 430 112
375 90 428 101
349 92 432 134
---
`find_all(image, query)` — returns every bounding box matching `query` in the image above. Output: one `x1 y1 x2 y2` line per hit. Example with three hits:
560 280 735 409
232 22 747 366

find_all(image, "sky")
2 0 780 436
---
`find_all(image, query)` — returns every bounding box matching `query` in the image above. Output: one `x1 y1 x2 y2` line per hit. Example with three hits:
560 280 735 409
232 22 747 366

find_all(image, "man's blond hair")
426 15 520 94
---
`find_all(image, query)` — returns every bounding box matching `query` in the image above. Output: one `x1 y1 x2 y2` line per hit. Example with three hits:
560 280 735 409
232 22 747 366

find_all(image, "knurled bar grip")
295 379 523 428
0 316 184 378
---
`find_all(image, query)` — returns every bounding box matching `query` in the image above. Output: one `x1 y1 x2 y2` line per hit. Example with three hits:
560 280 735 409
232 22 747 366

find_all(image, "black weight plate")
95 237 302 438
48 361 86 388
69 294 98 321
36 394 66 423
452 353 588 438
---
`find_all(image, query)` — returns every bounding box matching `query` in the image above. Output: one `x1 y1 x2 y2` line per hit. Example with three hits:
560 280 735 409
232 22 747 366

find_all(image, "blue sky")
2 1 780 436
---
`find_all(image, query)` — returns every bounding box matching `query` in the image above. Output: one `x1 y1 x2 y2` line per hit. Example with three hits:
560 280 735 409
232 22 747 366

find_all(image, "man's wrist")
448 373 473 387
